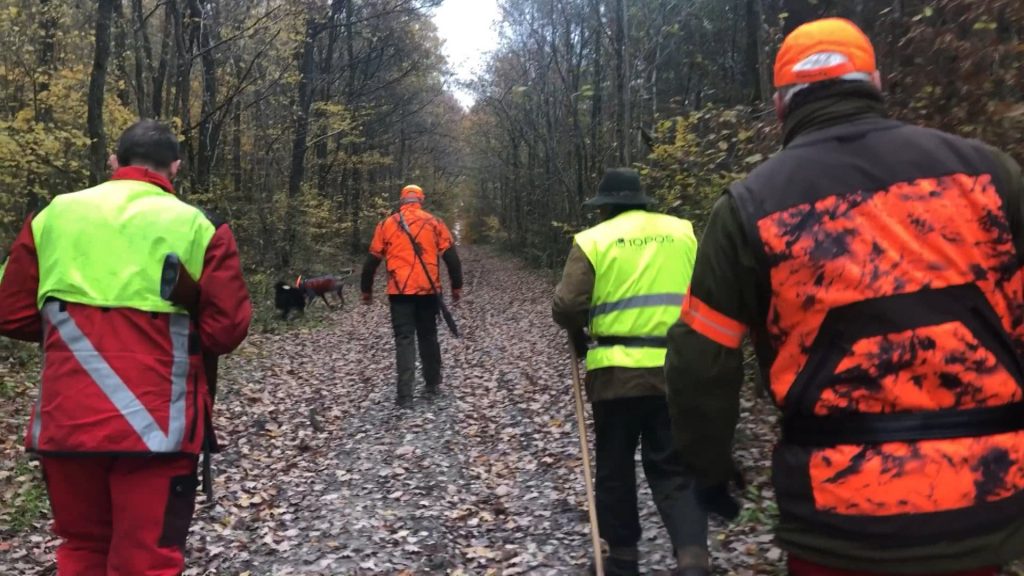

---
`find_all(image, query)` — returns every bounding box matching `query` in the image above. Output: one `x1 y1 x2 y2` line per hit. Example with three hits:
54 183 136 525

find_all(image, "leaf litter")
0 247 801 574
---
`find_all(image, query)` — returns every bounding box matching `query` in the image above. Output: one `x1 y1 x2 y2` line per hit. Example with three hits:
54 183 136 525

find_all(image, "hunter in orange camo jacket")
665 17 1024 576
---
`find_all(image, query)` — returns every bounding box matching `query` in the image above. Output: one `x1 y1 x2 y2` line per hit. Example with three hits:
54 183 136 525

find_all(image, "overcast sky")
432 0 501 108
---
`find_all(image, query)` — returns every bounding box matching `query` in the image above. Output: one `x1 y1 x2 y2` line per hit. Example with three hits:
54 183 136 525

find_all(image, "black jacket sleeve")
360 254 382 294
665 194 761 487
442 246 463 290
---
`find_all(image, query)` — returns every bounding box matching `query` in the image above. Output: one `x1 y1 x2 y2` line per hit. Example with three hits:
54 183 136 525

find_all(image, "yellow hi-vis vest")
575 210 698 370
32 179 214 311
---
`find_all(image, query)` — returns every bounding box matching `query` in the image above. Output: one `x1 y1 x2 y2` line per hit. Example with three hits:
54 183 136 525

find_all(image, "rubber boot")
673 546 710 576
590 546 639 576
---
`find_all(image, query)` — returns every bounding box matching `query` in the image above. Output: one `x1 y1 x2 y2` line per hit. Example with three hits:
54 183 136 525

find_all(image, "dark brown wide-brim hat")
583 168 654 207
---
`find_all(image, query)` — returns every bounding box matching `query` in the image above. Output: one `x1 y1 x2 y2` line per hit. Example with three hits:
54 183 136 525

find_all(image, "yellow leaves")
0 111 90 222
642 106 772 223
104 93 136 142
162 116 182 134
311 101 362 143
11 109 35 131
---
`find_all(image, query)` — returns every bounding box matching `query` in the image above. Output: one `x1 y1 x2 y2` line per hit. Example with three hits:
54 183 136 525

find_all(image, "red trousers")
788 556 999 576
41 455 199 576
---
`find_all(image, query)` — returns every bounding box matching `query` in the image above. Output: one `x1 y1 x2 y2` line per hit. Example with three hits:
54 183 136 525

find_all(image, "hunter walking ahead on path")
553 169 709 576
666 17 1024 576
0 120 252 575
361 184 463 407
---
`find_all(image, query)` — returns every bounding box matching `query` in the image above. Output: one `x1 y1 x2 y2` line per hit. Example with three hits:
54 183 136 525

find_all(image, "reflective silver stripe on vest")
30 396 42 449
31 319 49 449
591 293 686 318
168 314 190 450
43 302 189 452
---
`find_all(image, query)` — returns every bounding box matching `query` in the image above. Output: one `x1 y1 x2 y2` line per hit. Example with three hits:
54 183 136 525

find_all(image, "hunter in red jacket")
0 120 252 575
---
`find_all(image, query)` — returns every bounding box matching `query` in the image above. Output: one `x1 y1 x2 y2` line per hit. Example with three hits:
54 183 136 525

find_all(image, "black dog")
274 281 306 320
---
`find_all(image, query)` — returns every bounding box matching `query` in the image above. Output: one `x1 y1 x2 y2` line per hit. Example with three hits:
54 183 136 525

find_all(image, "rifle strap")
396 210 443 296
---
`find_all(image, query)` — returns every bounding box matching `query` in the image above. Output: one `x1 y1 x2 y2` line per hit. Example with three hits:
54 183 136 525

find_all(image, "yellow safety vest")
575 210 698 370
26 178 217 455
32 179 214 312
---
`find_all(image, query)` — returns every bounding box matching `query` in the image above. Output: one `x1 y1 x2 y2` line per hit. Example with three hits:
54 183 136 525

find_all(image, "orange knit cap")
774 18 876 89
400 184 425 203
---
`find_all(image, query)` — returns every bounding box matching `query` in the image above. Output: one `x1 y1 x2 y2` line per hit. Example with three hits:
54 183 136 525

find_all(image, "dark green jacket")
665 87 1024 572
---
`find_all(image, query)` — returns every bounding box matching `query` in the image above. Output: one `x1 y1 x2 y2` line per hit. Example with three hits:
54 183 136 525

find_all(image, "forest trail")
0 247 781 575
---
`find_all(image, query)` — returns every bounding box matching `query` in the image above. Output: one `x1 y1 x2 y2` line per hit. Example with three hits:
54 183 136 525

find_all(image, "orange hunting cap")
774 18 876 89
400 184 425 203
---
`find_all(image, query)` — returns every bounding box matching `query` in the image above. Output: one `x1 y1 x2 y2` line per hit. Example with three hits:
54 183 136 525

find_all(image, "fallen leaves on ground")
0 248 810 574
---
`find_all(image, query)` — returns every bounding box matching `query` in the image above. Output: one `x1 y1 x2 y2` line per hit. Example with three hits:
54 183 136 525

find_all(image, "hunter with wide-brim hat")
553 168 710 576
581 168 656 208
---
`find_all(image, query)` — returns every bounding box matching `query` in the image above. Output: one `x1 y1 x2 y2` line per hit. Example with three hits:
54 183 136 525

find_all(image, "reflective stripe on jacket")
730 117 1024 546
576 210 698 370
17 175 239 455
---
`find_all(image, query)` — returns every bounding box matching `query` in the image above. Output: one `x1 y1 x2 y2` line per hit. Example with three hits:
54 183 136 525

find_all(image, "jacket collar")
782 83 887 147
110 166 175 194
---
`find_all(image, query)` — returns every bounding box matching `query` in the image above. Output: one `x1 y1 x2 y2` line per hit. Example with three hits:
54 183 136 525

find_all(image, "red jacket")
0 168 252 455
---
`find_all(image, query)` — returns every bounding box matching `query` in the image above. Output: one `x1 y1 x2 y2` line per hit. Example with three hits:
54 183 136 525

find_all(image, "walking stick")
568 340 605 576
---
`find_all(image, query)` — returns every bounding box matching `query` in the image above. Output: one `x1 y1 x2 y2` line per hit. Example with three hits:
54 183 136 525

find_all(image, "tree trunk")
131 0 153 117
782 0 820 34
348 166 363 254
344 0 362 252
189 0 220 193
28 0 59 215
745 0 766 103
316 0 345 195
88 0 116 185
171 0 192 125
113 0 132 108
174 0 202 194
569 9 587 217
397 128 407 182
232 101 243 195
288 18 318 203
36 0 58 126
612 0 630 165
284 17 320 268
153 2 172 117
589 0 604 175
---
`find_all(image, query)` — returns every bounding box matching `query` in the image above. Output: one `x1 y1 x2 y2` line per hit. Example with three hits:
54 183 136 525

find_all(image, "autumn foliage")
464 0 1024 257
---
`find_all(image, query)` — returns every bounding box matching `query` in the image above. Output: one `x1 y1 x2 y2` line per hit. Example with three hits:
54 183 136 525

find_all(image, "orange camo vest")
731 118 1024 546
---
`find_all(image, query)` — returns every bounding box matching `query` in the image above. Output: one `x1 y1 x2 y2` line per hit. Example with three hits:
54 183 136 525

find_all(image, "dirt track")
0 247 782 575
